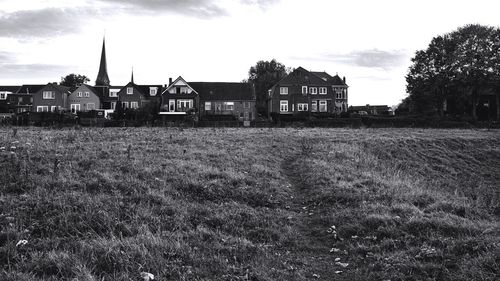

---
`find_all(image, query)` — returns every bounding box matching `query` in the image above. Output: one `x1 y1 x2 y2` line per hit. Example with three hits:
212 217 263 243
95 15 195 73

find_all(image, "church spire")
131 67 134 84
95 37 110 86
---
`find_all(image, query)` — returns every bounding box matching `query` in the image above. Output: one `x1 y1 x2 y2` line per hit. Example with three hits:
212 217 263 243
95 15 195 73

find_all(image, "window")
298 103 308 111
224 102 234 111
130 102 138 109
150 87 158 96
109 90 118 97
280 100 288 112
77 92 82 97
319 100 327 112
87 103 95 110
177 99 192 110
205 102 211 110
0 92 7 99
43 91 55 99
180 87 189 94
51 106 57 112
243 102 250 109
37 106 49 112
127 87 133 95
18 97 22 103
311 101 318 112
84 92 90 98
122 102 129 109
302 86 308 94
337 93 342 99
280 87 288 95
310 87 317 95
110 102 116 110
319 87 327 95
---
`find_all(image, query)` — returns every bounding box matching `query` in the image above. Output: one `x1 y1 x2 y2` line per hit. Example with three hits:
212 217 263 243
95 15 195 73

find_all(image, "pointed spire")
95 36 110 86
131 67 134 84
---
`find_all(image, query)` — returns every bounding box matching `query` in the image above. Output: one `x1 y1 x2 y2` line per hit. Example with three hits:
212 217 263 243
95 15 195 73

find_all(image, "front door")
169 100 175 112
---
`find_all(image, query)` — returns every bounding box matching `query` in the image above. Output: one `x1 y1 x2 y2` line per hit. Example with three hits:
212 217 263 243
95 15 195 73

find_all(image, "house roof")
189 82 255 101
137 85 163 97
47 83 70 93
17 84 45 94
0 86 21 92
277 67 330 86
311 71 346 86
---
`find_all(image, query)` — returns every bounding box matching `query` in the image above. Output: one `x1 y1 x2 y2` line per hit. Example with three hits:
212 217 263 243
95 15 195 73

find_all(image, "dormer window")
127 87 133 95
109 90 118 97
149 87 158 96
280 87 288 95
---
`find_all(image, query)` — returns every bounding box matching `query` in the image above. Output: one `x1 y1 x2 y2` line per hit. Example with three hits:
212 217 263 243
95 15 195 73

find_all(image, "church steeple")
95 37 110 86
131 67 134 84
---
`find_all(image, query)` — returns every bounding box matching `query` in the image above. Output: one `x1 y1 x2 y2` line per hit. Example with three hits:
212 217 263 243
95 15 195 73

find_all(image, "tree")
248 59 289 116
405 24 500 120
60 74 90 92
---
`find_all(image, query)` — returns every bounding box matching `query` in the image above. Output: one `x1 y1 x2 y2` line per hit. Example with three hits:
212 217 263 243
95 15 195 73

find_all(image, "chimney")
343 76 346 83
169 77 173 86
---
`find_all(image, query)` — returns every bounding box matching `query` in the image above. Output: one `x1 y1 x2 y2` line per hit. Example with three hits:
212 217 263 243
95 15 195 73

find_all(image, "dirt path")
279 154 351 281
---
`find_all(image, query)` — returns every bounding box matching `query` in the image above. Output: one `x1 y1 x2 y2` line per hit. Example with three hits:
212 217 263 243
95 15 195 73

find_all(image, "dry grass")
0 127 499 280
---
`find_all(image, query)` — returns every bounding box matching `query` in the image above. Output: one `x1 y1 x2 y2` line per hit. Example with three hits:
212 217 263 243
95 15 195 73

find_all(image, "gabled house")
116 80 162 110
32 83 70 112
160 76 199 115
189 82 256 121
68 84 103 112
268 67 348 116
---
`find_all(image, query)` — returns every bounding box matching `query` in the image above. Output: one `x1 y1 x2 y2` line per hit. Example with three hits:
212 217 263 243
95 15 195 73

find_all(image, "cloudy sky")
1 0 499 106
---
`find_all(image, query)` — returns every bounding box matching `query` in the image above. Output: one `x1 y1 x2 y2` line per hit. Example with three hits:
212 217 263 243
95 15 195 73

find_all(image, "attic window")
149 87 157 96
127 87 133 95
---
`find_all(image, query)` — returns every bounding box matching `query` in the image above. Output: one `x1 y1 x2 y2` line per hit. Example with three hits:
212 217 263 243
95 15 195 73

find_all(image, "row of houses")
0 39 349 121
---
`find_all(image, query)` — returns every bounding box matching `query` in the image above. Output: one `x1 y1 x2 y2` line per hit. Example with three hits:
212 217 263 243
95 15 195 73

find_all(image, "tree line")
400 24 500 120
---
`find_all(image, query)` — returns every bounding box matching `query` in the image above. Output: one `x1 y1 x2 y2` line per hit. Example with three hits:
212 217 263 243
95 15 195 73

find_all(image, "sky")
1 0 500 106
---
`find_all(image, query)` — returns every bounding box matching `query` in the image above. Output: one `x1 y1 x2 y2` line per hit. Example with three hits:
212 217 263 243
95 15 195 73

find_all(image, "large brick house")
189 82 256 121
268 67 348 115
32 83 70 112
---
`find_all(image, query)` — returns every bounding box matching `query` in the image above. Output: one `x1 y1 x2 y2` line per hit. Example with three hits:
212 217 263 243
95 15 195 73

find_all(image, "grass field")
0 127 499 280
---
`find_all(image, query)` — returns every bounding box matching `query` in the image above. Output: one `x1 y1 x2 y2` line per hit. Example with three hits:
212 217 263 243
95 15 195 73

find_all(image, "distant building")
32 83 70 112
349 104 393 115
160 76 199 116
0 86 21 113
116 72 162 110
11 85 44 113
68 84 103 112
268 67 348 116
190 82 256 121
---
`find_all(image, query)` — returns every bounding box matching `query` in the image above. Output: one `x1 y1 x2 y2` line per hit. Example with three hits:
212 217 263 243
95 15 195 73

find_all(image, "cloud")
0 51 16 63
96 0 229 18
0 7 99 38
294 49 410 70
0 63 73 79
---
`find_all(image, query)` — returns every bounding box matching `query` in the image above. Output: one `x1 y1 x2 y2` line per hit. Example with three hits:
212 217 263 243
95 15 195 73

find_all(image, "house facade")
268 67 348 116
116 82 162 110
160 76 199 115
31 83 70 112
68 84 102 112
190 82 256 121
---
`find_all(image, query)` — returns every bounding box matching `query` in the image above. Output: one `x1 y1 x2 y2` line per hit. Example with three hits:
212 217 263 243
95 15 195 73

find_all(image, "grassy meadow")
0 127 499 280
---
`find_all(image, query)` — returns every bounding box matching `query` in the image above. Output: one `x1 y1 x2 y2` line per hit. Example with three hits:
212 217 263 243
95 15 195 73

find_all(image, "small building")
116 81 162 110
268 67 348 116
0 86 21 113
189 82 256 121
32 83 70 112
160 76 199 116
68 84 103 112
349 104 393 115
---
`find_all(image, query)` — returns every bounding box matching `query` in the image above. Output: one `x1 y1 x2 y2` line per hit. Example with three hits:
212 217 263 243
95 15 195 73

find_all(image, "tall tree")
405 24 500 119
248 59 289 116
60 74 90 92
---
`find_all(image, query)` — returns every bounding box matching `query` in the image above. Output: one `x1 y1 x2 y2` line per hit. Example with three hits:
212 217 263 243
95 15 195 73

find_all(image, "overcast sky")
1 0 499 106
